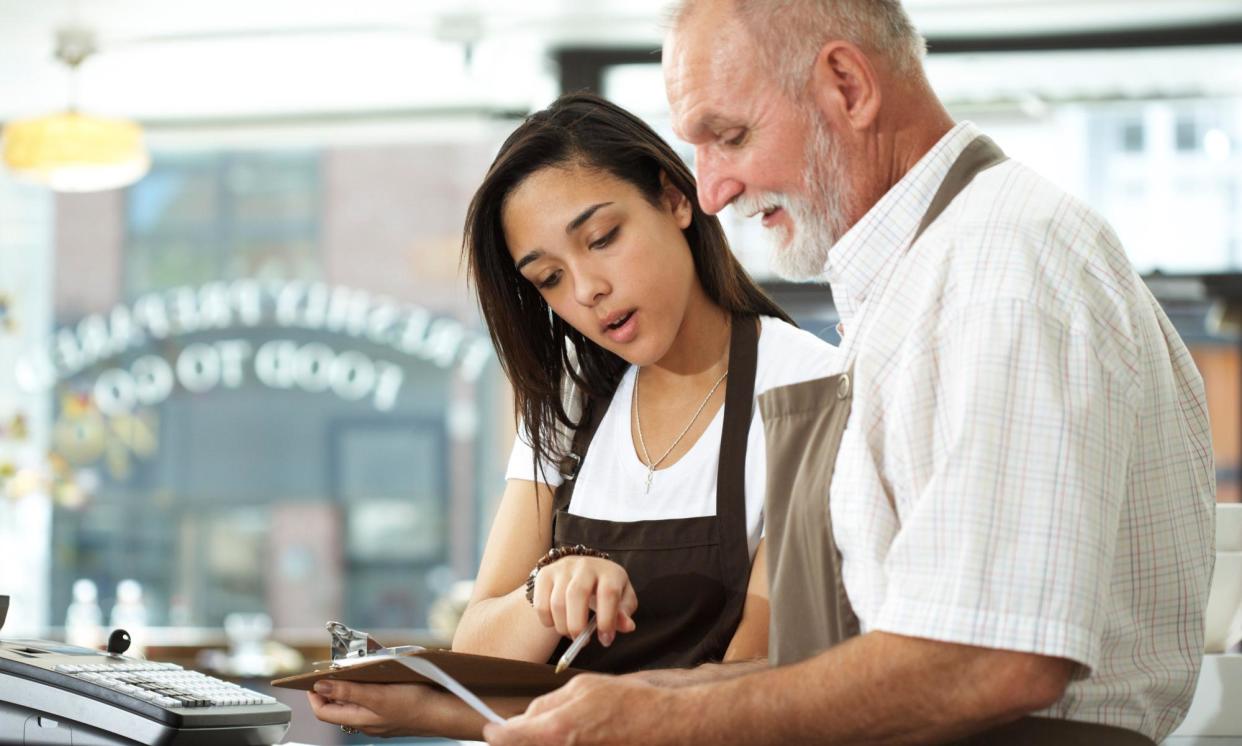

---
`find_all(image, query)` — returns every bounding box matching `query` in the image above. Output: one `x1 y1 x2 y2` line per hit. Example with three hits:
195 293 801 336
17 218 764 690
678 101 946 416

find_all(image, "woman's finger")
593 577 622 643
621 583 638 618
316 680 355 702
548 572 570 637
306 690 378 726
564 569 594 638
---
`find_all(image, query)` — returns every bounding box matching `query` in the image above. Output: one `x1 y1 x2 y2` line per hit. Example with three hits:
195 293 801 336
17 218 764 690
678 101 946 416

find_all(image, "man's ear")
808 40 881 132
659 170 694 229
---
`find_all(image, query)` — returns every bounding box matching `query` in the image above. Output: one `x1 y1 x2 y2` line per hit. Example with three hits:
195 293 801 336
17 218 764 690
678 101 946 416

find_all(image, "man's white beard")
742 118 852 282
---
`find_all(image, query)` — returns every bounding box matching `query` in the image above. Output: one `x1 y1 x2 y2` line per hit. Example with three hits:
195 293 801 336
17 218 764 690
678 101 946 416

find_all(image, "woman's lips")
604 310 638 343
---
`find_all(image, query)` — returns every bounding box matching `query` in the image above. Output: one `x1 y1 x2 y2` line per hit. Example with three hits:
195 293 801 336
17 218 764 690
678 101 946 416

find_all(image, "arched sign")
15 280 495 415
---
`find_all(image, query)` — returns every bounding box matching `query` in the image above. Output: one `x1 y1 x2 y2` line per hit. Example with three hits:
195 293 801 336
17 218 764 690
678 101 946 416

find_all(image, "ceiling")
1 0 1240 124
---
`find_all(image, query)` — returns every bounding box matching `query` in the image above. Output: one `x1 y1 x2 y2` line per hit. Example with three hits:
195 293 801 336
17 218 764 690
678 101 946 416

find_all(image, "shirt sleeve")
871 297 1137 672
504 421 566 488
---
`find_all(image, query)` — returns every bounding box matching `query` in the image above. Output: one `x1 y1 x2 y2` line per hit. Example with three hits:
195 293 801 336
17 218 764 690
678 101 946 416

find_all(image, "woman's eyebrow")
514 249 544 272
513 201 616 271
565 202 613 233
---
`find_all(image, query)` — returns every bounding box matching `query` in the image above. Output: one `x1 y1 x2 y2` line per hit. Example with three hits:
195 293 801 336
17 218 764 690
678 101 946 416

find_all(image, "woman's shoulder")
754 316 842 394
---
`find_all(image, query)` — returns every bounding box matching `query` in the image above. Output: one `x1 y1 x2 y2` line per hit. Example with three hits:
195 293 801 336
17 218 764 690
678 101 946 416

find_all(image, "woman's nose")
572 267 610 307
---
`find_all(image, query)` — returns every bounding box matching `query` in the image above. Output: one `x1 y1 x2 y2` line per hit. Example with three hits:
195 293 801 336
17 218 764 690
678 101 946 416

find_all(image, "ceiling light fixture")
1 27 150 193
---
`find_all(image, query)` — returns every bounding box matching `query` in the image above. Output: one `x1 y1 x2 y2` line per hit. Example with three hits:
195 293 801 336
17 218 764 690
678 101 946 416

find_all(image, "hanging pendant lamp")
1 27 150 193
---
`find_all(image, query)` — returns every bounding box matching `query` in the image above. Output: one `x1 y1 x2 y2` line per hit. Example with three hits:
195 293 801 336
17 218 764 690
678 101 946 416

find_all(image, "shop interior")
1 1 1240 743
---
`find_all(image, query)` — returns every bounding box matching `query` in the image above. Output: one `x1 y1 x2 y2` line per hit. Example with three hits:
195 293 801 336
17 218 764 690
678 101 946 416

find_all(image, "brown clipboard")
271 649 583 697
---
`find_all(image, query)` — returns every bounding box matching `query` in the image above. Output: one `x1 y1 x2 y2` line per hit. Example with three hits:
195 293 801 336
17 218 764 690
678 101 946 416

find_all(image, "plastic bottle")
65 578 104 650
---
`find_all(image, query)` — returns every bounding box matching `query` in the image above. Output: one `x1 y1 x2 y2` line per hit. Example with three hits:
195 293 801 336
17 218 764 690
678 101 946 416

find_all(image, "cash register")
0 594 291 745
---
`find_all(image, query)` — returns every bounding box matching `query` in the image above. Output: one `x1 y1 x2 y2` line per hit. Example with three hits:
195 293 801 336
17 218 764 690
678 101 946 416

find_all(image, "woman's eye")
538 271 561 289
590 226 619 250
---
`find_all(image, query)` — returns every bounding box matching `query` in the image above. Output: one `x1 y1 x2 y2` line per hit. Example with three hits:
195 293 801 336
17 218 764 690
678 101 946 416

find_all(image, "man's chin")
766 236 829 282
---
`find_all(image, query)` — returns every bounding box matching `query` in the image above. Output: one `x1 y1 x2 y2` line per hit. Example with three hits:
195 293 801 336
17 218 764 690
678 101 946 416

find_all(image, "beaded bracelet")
525 544 611 605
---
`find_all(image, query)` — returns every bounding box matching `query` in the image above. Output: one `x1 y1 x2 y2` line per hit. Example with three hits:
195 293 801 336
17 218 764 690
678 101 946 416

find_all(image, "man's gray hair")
672 0 927 96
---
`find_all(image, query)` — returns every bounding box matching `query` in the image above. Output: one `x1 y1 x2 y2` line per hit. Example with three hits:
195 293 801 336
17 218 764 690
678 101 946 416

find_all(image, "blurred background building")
0 2 1240 739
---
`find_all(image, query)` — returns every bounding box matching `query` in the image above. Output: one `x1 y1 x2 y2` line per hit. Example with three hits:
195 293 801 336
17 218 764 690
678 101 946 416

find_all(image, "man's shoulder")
955 158 1107 239
755 316 842 394
916 159 1140 324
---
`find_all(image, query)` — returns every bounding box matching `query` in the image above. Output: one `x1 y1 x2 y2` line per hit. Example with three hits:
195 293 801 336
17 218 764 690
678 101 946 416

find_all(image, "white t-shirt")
505 316 841 559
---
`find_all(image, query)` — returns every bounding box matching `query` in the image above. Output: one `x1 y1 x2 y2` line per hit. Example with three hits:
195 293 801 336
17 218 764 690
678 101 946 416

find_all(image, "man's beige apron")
759 136 1155 745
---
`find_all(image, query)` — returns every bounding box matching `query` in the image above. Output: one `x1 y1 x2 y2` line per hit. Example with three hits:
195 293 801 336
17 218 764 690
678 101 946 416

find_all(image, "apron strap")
910 135 1007 246
714 314 760 601
552 394 606 514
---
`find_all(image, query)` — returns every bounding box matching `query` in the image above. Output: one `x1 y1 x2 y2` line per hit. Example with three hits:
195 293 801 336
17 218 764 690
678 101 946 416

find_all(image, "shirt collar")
824 121 981 331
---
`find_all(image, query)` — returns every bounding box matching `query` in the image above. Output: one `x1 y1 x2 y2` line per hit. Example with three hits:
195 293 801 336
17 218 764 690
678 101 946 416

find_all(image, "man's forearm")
659 632 1071 746
626 659 769 688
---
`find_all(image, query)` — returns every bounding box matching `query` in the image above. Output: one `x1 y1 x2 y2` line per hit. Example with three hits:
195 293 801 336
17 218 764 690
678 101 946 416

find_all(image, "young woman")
308 93 840 739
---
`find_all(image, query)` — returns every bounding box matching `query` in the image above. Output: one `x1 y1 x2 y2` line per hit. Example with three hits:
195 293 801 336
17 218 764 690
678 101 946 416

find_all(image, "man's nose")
694 146 743 215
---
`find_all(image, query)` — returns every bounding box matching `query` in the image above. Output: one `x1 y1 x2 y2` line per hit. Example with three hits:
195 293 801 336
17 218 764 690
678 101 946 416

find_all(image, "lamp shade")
2 111 150 192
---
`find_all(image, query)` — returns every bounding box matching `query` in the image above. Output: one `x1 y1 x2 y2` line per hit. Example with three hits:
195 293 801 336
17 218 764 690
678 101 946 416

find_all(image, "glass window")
39 130 515 638
124 152 322 295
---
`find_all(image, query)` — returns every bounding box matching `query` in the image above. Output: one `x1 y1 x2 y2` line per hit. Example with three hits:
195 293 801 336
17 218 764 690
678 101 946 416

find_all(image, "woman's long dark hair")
463 92 792 475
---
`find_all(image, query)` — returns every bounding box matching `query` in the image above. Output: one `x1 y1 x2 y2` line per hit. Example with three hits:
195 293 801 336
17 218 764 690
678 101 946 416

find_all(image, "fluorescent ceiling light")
1 26 150 193
3 111 150 192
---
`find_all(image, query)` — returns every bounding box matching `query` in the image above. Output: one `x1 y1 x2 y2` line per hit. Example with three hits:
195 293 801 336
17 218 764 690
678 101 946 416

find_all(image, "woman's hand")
308 681 454 738
531 556 638 646
307 680 530 740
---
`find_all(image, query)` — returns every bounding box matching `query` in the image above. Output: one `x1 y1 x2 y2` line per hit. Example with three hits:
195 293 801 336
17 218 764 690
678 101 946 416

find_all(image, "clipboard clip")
324 620 422 669
327 620 379 662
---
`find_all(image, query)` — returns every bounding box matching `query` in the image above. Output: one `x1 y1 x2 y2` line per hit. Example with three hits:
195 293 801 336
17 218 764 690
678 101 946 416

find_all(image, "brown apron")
547 314 758 672
759 136 1154 745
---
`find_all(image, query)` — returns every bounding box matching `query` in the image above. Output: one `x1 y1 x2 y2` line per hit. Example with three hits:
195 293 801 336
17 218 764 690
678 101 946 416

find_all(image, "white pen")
555 616 598 674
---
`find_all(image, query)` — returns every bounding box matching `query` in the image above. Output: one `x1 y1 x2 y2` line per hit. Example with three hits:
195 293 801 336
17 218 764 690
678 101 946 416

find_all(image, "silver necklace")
633 367 729 493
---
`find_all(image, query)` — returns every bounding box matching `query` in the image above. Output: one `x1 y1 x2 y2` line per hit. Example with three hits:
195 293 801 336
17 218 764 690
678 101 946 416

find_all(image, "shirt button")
837 374 851 400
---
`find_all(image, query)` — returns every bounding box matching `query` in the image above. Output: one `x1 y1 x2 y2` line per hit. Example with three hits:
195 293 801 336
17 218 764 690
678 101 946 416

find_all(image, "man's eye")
538 271 561 289
723 129 747 146
589 226 619 250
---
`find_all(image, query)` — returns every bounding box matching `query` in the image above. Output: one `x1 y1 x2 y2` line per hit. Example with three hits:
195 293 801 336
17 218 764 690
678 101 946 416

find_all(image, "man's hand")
483 674 687 746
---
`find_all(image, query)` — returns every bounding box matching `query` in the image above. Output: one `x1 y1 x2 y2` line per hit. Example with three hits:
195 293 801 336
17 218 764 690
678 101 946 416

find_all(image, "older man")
485 1 1216 744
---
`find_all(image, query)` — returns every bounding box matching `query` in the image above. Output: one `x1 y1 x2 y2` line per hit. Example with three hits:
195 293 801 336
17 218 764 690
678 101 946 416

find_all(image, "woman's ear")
659 170 694 230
